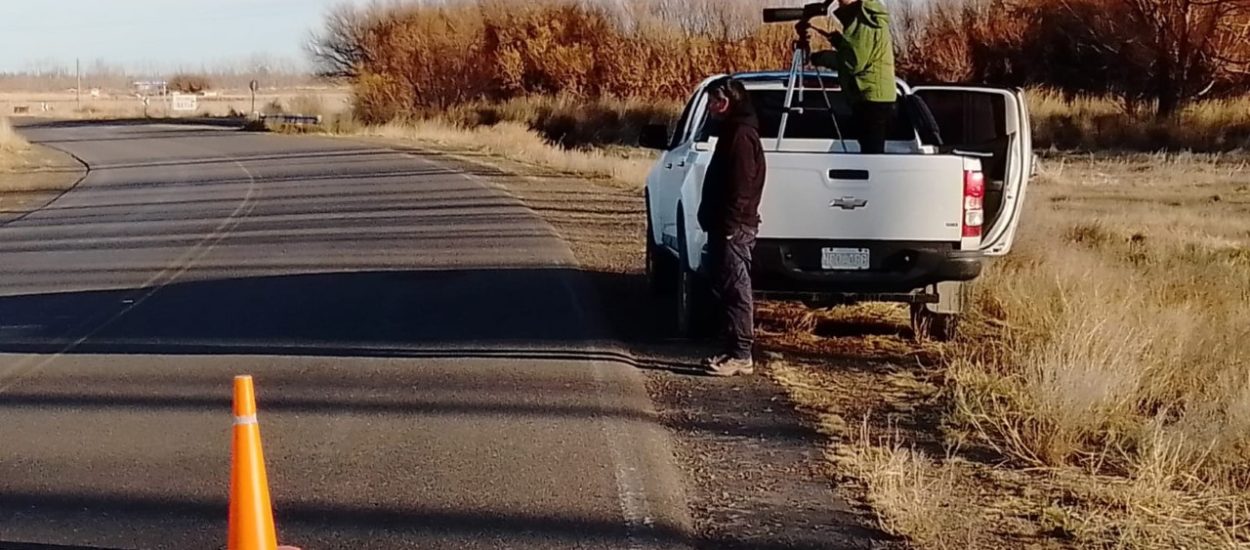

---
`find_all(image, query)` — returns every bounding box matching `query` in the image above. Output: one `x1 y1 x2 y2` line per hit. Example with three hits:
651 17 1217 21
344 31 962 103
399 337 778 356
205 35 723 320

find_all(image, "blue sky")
0 0 366 73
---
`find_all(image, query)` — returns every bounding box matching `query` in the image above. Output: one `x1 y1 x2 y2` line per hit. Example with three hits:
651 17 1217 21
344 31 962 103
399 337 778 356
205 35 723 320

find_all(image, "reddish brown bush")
169 74 212 94
314 0 792 123
315 0 1250 123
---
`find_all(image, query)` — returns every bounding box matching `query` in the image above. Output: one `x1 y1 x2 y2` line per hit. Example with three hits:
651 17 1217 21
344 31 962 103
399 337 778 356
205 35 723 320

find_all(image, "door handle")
676 160 687 168
665 163 673 169
828 169 870 180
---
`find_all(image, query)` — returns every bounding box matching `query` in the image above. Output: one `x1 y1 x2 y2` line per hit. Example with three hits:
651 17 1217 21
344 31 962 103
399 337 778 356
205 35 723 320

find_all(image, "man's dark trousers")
855 100 896 154
709 227 758 359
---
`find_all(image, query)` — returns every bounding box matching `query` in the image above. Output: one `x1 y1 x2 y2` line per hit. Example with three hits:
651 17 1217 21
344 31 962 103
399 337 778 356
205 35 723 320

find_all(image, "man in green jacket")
812 0 897 154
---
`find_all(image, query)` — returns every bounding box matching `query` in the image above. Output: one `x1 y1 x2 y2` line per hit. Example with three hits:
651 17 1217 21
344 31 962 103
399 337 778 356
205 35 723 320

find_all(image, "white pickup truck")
639 71 1033 340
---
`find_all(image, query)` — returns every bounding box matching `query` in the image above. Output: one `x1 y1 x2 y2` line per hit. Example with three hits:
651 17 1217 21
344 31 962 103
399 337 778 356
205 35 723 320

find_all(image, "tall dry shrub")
0 117 28 154
169 74 212 94
482 1 620 97
315 0 793 124
893 0 1032 85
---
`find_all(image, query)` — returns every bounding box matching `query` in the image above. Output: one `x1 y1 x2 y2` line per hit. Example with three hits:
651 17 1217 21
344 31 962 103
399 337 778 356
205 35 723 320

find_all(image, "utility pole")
250 79 259 119
76 58 81 110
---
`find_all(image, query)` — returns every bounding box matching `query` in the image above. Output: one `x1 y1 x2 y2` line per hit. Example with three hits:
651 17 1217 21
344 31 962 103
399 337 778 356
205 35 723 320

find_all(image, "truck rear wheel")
910 305 959 342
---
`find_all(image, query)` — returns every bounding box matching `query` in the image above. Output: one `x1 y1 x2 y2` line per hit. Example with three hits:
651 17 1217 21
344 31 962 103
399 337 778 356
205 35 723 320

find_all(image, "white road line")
597 370 659 550
578 290 657 550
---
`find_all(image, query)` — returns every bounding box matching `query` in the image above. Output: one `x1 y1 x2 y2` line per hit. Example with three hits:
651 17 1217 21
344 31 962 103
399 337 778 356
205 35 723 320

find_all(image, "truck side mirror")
639 124 671 150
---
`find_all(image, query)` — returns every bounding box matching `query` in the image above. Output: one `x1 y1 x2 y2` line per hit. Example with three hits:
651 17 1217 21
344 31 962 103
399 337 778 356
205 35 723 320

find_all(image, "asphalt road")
0 122 693 549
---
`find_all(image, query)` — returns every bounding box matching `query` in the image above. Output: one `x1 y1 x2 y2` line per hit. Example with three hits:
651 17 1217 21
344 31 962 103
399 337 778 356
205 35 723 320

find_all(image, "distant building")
133 80 167 95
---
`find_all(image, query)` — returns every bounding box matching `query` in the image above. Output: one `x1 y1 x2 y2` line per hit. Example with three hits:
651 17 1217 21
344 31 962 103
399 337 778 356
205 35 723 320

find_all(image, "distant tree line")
0 55 320 93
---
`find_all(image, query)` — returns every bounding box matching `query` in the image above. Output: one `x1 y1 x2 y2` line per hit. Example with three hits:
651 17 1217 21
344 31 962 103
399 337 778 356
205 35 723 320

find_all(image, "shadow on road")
0 543 127 550
0 268 643 354
0 262 819 436
14 116 248 131
0 490 853 550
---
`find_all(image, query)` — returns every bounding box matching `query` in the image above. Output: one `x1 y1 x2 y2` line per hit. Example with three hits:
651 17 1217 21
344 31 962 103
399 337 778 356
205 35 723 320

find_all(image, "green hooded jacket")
831 0 896 104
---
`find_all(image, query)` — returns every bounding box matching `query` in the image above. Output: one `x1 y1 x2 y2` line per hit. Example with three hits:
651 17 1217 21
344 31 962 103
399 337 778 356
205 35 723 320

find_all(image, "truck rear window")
698 89 916 142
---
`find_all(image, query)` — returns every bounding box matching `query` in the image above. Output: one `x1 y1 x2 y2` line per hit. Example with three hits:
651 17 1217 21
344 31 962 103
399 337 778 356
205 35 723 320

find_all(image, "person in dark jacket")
811 0 897 154
696 78 766 377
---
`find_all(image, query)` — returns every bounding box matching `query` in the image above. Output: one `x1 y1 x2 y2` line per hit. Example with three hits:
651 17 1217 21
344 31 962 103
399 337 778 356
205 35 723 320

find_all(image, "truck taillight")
963 170 985 238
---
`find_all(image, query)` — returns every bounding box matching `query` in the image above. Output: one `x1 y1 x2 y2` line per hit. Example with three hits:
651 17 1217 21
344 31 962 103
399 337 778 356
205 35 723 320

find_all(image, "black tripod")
766 1 849 151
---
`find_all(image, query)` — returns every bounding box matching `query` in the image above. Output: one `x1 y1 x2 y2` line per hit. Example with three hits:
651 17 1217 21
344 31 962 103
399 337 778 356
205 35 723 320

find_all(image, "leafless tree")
1056 0 1250 116
307 3 376 78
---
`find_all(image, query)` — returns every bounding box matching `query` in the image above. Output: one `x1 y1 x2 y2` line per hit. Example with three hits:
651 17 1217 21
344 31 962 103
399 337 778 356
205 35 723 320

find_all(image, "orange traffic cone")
228 375 279 550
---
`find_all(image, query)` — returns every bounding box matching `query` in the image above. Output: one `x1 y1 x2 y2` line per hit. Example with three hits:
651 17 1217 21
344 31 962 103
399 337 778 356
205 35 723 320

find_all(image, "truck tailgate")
758 152 967 242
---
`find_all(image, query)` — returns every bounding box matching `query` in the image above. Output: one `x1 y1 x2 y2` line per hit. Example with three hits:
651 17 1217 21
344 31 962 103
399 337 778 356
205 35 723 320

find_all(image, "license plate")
821 248 870 270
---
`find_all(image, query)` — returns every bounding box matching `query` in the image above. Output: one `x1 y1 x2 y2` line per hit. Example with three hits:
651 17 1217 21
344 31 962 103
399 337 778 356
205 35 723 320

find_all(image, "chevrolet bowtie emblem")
830 197 868 210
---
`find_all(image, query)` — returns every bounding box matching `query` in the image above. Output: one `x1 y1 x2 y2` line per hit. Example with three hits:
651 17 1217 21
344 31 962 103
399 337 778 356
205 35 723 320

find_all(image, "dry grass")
769 359 994 548
353 120 653 188
1030 91 1250 152
0 116 30 170
0 117 27 149
428 95 683 149
838 424 983 549
954 155 1250 473
937 154 1250 547
0 117 84 214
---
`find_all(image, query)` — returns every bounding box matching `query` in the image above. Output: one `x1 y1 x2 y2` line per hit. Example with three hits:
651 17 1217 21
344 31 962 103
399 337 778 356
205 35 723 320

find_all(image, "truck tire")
675 218 712 338
645 193 676 295
910 304 960 342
